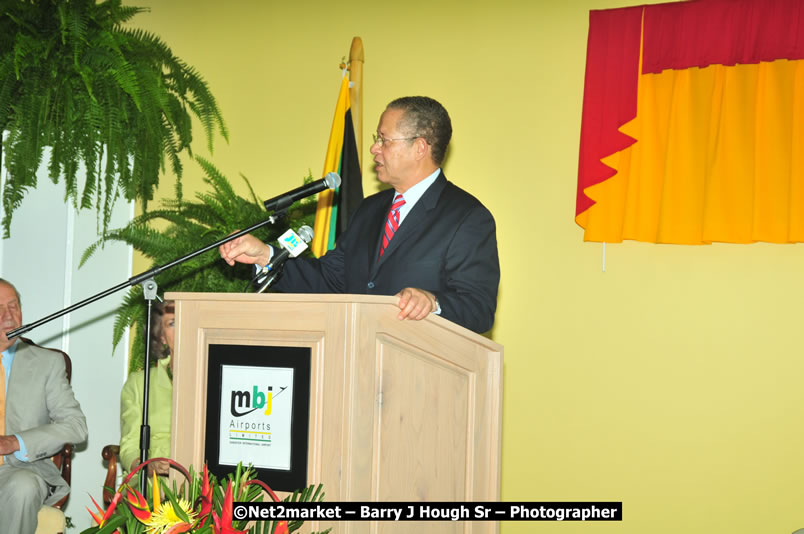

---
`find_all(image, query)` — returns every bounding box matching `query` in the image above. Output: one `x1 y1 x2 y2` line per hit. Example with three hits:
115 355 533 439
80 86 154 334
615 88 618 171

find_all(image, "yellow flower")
143 498 197 534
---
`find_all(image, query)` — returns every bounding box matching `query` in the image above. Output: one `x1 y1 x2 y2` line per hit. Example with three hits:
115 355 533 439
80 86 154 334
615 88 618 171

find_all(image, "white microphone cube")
278 228 309 257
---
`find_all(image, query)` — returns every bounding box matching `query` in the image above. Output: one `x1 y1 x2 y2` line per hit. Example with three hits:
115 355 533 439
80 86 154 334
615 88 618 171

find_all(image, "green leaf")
95 513 128 534
81 157 316 371
161 476 192 524
1 0 228 237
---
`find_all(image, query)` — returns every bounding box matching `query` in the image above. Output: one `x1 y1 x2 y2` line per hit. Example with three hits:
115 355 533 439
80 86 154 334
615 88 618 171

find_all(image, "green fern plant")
0 0 227 237
80 157 316 372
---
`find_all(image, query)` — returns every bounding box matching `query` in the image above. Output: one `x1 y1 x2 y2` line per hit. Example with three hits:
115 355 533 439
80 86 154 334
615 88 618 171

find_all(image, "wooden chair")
101 444 120 507
19 340 75 534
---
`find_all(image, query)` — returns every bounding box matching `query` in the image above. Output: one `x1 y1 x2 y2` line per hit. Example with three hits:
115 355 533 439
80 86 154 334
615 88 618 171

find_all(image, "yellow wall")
131 1 804 532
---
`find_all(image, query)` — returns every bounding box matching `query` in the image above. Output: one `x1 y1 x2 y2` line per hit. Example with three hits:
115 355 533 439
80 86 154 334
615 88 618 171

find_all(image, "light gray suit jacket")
4 340 88 505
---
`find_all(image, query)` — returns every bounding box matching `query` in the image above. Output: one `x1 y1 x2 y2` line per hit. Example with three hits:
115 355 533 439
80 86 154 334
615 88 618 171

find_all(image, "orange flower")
87 493 117 527
118 473 197 533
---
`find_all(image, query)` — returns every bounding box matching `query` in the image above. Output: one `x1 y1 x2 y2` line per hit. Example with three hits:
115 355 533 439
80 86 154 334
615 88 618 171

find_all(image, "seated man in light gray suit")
0 278 88 534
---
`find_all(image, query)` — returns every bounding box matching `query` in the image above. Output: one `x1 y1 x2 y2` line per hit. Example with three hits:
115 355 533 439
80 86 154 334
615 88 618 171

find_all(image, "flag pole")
348 37 364 168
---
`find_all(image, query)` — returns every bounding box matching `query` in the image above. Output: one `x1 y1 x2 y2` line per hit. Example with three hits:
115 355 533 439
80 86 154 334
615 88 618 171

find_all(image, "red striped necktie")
379 194 406 258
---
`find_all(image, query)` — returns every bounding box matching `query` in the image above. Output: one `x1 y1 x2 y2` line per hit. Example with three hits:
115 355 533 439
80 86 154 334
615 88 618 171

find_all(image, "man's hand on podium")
395 287 437 321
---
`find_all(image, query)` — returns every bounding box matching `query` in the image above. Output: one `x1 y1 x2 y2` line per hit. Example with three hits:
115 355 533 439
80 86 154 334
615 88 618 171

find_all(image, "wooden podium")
167 292 503 533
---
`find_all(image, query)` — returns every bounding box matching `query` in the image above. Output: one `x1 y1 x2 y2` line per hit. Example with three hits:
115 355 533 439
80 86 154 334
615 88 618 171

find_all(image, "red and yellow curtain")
576 0 804 244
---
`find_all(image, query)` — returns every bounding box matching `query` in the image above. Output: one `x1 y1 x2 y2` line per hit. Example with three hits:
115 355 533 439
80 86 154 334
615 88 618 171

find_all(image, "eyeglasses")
372 133 419 147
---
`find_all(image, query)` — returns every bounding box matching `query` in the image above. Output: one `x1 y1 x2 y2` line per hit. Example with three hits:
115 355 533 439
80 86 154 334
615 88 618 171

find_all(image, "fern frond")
83 158 317 372
1 0 227 236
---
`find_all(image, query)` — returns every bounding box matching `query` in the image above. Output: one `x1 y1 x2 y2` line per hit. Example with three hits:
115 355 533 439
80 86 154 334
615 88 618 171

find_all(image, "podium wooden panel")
166 292 503 533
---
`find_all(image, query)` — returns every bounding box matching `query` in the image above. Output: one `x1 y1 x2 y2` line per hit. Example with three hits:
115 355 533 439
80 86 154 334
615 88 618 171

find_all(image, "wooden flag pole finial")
348 37 364 168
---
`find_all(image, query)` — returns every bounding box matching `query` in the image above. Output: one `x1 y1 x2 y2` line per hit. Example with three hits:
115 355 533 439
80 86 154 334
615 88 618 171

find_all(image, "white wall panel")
1 148 133 530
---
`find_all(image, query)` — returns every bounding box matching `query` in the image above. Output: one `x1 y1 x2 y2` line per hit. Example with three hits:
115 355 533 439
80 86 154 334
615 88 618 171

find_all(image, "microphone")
256 225 314 293
263 172 341 212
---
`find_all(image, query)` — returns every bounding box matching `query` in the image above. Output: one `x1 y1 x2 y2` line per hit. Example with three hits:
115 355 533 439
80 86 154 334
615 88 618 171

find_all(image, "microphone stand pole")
139 278 157 494
7 211 286 494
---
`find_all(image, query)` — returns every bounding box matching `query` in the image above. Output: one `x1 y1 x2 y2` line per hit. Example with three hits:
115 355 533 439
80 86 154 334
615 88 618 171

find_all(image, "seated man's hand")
395 288 437 321
148 459 170 477
0 435 20 455
218 232 272 267
129 459 170 477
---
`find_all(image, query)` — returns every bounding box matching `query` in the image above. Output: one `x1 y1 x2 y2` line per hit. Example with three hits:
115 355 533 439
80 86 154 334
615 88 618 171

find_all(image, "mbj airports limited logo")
221 367 295 466
228 383 289 447
230 385 287 417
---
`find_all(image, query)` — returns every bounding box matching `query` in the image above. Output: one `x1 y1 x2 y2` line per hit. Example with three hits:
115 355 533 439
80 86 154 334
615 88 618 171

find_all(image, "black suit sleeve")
273 241 347 294
435 203 500 334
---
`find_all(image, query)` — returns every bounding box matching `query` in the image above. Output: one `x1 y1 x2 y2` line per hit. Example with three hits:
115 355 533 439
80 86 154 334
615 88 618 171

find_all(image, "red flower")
243 478 285 534
197 463 215 528
212 480 247 534
123 486 152 522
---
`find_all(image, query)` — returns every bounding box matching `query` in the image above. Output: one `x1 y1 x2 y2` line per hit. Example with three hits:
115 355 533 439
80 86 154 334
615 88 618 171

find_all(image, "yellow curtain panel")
576 0 804 244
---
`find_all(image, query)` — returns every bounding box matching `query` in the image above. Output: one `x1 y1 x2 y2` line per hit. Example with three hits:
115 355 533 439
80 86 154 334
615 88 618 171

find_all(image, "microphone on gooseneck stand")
263 173 341 213
255 225 314 293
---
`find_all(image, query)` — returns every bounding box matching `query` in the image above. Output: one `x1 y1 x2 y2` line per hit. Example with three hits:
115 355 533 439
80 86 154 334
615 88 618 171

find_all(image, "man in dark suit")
0 278 88 534
220 96 500 333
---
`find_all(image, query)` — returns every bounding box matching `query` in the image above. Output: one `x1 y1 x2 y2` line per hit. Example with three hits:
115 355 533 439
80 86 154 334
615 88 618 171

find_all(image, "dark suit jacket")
275 172 500 333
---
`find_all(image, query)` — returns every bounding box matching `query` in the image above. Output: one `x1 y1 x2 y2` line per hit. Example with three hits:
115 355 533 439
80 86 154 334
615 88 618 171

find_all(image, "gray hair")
386 96 452 165
0 278 21 307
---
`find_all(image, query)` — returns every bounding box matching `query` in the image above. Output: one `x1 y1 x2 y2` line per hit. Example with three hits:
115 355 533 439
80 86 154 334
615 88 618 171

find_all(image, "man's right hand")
0 435 20 455
218 233 272 267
